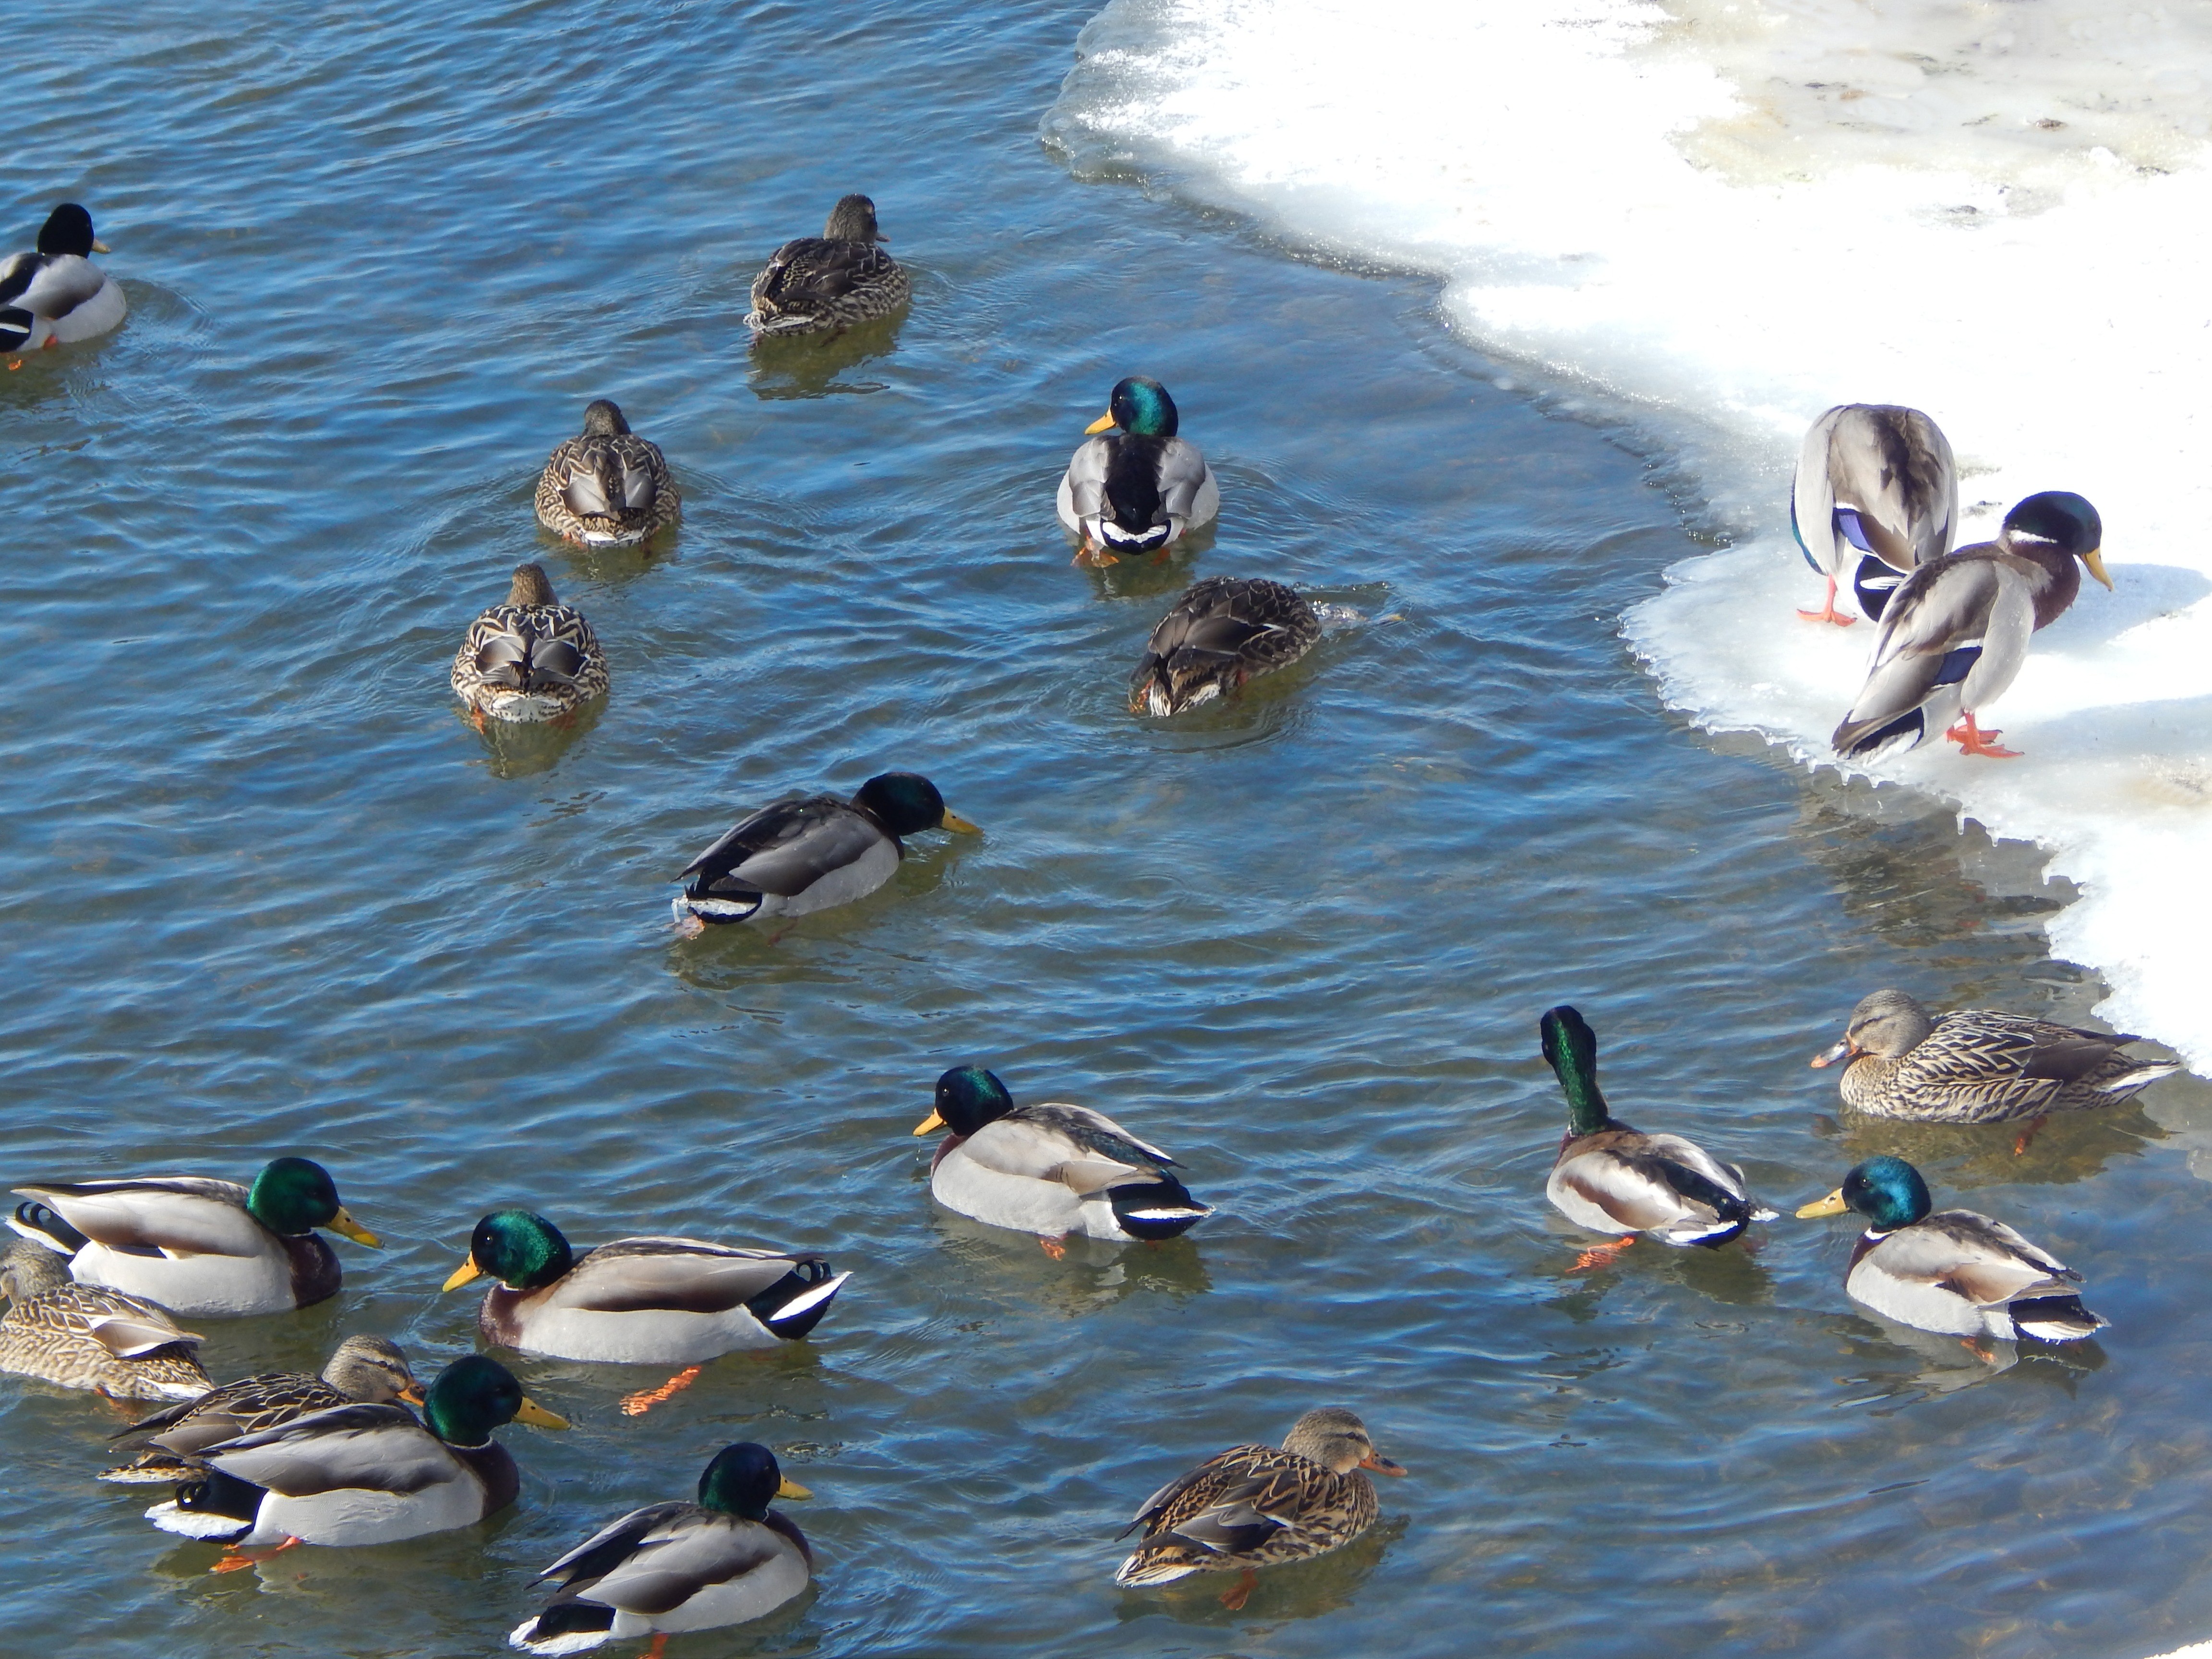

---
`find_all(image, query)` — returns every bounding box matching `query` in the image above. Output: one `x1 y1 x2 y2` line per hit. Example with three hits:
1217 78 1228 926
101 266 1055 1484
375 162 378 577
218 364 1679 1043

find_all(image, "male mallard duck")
534 400 680 547
145 1354 566 1564
1791 404 1957 626
1832 491 2108 761
509 1443 813 1655
1797 1155 2106 1340
1117 1407 1406 1610
444 1210 847 1388
0 1238 211 1402
913 1067 1212 1255
11 1157 381 1318
1539 1006 1774 1269
1130 576 1320 717
745 194 909 336
0 204 124 355
672 770 978 930
103 1334 421 1484
1058 376 1220 564
450 562 609 729
1812 989 2181 1148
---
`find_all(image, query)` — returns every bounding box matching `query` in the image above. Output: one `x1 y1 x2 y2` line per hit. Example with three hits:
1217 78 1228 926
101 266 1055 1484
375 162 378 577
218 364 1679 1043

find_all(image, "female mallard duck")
1117 1407 1407 1610
1131 577 1320 717
103 1334 421 1484
510 1443 813 1655
913 1066 1212 1255
1832 490 2108 761
0 204 125 355
535 400 680 547
0 1238 211 1402
1792 404 1957 626
1539 1006 1774 1268
450 562 609 729
1797 1155 2106 1340
1058 376 1220 564
672 770 978 930
745 193 909 336
145 1354 567 1563
10 1157 381 1318
1812 988 2181 1147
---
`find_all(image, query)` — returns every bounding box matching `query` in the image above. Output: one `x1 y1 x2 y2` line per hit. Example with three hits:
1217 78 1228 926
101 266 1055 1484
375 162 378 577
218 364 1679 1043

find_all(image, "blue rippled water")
3 3 2209 1657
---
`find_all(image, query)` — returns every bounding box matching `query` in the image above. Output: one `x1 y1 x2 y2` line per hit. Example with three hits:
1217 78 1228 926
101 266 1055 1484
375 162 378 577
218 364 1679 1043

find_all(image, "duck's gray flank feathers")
1793 404 1957 619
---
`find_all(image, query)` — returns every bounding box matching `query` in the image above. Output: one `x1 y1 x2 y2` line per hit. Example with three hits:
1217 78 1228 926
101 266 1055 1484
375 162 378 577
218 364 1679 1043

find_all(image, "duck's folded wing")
130 1373 336 1452
81 1302 205 1358
12 1178 262 1256
1871 1212 2079 1306
18 257 107 321
0 252 37 308
1555 1132 1750 1232
1120 1444 1273 1539
551 1509 786 1613
1154 439 1212 521
536 1500 688 1586
680 799 877 895
1832 557 2009 748
958 1109 1162 1194
1063 438 1110 519
551 1238 822 1314
1826 407 1955 572
203 1403 453 1496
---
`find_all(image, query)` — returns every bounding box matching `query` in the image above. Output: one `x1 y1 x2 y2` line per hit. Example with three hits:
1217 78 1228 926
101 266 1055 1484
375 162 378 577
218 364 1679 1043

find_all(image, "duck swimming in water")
0 204 124 355
1130 577 1320 716
1791 403 1957 626
0 1238 211 1402
534 400 680 547
745 194 909 336
450 562 609 729
1831 490 2108 761
1058 376 1220 564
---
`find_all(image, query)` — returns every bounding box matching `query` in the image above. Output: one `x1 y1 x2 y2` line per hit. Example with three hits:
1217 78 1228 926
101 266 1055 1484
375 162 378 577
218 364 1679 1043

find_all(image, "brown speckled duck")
745 194 909 336
534 400 680 547
1116 1407 1407 1609
1130 577 1321 717
0 1239 212 1402
450 562 609 729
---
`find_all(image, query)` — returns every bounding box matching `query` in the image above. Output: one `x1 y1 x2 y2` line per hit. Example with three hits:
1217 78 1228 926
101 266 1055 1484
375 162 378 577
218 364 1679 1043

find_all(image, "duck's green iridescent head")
1539 1005 1612 1137
248 1158 381 1247
1797 1155 1931 1232
698 1442 812 1518
445 1209 574 1293
421 1354 567 1446
38 204 104 258
2003 491 2108 589
1089 376 1179 439
915 1065 1015 1138
852 771 981 839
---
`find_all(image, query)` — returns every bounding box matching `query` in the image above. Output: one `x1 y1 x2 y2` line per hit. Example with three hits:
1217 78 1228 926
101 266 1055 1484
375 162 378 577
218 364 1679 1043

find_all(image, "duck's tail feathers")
9 1201 89 1255
1100 520 1173 554
2011 1295 2108 1342
1656 1216 1748 1248
2100 1059 2185 1096
147 1469 264 1539
1109 1176 1212 1242
1115 1551 1201 1587
509 1604 616 1654
0 307 31 353
102 1451 202 1485
1834 705 1927 762
749 1262 850 1341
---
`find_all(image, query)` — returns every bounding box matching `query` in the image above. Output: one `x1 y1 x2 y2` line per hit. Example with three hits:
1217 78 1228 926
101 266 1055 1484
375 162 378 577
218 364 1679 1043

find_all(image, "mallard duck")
1832 491 2108 761
913 1067 1212 1254
534 400 680 547
450 562 609 729
0 1238 211 1401
12 1158 380 1319
509 1443 813 1654
1539 1006 1774 1268
103 1334 422 1484
1791 404 1957 625
0 204 124 355
1796 1155 2106 1340
1130 577 1320 717
672 770 978 930
745 194 909 336
1812 989 2182 1145
444 1209 849 1370
145 1354 566 1563
1058 376 1220 564
1117 1407 1406 1610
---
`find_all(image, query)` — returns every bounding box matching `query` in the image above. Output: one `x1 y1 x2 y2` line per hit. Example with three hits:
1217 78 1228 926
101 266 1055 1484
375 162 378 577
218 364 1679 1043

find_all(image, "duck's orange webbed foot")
1571 1236 1636 1273
211 1536 300 1574
1957 1338 1998 1363
1795 576 1856 626
1945 714 2021 758
620 1366 703 1417
1038 1235 1068 1261
2011 1113 2049 1157
1219 1566 1259 1611
643 1636 670 1659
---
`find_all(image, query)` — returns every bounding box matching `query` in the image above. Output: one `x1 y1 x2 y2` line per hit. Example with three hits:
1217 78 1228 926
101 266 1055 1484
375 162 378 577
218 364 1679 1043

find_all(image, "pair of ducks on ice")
1791 403 2110 762
1540 991 2176 1342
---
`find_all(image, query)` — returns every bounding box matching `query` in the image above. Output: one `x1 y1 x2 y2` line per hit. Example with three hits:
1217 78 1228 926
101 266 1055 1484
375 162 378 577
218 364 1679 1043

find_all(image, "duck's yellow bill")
2083 547 2114 590
1796 1190 1849 1219
91 239 110 253
329 1208 383 1248
1359 1453 1409 1477
442 1257 483 1292
397 1382 427 1406
912 1109 947 1137
777 1476 813 1500
1083 410 1116 434
515 1397 569 1430
939 809 982 834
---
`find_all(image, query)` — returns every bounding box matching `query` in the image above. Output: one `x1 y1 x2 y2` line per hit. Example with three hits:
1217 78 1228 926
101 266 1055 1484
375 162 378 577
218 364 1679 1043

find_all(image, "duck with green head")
510 1442 815 1653
0 203 125 353
671 769 979 933
145 1353 566 1563
1058 375 1220 565
1797 1155 2106 1340
11 1158 381 1318
1539 1006 1774 1268
913 1066 1212 1255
